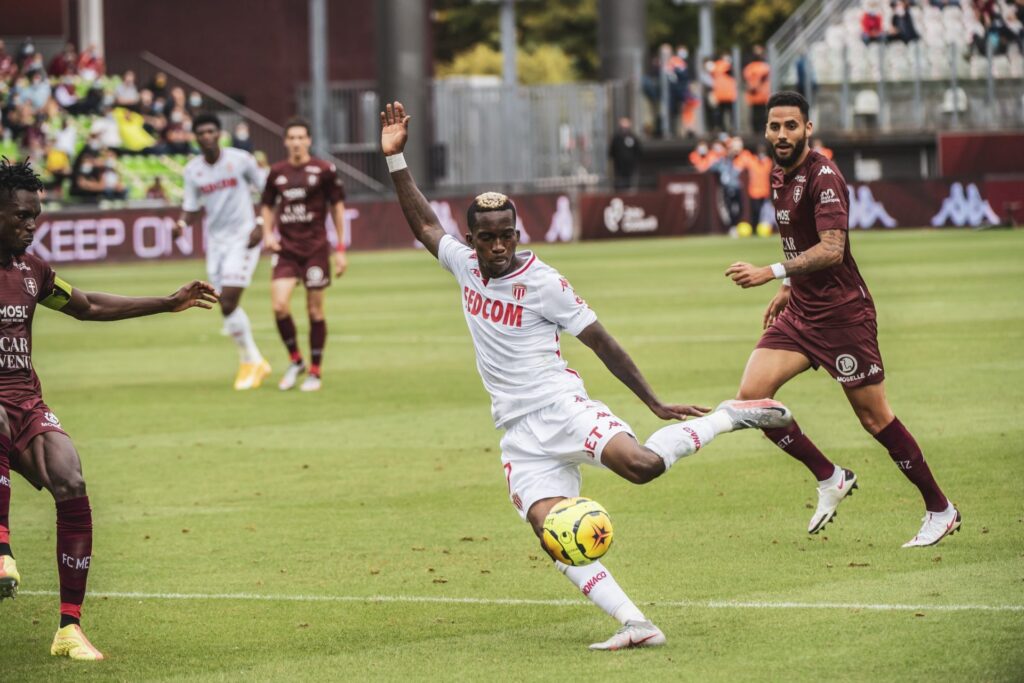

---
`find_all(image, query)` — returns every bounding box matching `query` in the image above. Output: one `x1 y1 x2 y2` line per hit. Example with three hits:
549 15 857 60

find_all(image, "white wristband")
782 277 792 286
386 153 407 173
770 262 787 280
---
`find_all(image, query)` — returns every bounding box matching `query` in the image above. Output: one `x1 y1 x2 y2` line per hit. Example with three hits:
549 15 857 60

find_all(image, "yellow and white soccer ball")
541 497 614 567
736 221 753 238
756 222 773 237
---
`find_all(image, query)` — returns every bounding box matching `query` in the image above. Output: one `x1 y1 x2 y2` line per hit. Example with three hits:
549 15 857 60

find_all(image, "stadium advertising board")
32 194 572 264
580 174 723 240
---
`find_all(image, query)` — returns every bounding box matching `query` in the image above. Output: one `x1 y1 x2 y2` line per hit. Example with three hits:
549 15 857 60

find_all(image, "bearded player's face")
766 105 812 168
285 126 312 159
0 189 41 257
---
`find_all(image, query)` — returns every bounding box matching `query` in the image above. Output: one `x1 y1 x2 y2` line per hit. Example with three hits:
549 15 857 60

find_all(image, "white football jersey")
182 147 262 244
438 235 597 428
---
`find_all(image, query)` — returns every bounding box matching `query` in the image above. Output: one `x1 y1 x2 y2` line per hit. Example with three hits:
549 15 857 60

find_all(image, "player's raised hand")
763 286 792 329
726 261 774 288
380 101 411 156
168 280 219 312
649 402 711 421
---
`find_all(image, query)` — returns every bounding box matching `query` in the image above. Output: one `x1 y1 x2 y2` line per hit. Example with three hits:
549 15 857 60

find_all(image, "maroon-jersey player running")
260 118 347 392
0 159 218 660
725 92 960 547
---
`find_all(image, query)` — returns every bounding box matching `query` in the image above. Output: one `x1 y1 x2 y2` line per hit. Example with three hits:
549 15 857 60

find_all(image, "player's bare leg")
220 286 269 390
302 288 327 392
844 381 959 547
737 348 857 534
11 432 103 660
0 408 18 601
272 277 307 390
527 496 664 650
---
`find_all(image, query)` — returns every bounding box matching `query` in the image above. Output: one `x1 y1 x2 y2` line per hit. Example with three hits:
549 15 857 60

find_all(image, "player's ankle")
0 543 12 557
310 364 321 378
289 351 303 364
59 614 80 628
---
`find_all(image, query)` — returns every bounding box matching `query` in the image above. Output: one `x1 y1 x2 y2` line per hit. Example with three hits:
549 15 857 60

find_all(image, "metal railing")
767 0 861 93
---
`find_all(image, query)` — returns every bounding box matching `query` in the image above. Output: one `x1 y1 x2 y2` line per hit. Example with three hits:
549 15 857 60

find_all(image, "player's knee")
220 298 239 316
856 411 888 435
50 472 86 500
272 300 290 318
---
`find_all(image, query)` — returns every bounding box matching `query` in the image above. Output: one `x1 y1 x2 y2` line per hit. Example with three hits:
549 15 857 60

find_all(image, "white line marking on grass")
19 591 1023 613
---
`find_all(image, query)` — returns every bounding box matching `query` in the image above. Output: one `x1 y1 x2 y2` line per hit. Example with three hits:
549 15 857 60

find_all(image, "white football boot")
588 620 666 651
278 362 307 391
299 375 322 392
808 467 858 534
902 503 961 548
715 399 793 431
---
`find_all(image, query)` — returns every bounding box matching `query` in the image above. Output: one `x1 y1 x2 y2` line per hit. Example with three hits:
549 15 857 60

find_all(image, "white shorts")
499 392 634 521
206 239 260 291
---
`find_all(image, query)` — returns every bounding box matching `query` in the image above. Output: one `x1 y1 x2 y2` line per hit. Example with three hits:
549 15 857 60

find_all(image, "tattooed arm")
725 230 845 288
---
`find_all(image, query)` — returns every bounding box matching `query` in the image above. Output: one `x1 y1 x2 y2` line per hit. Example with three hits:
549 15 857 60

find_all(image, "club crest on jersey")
275 175 287 185
308 175 318 186
43 411 61 427
23 277 37 296
512 283 527 301
305 266 327 287
793 186 803 203
835 354 858 376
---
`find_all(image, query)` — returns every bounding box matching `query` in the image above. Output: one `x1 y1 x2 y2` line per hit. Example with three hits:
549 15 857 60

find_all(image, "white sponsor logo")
777 209 791 225
818 165 836 176
868 363 882 376
819 188 840 205
13 261 30 271
29 216 194 263
275 175 287 185
43 411 61 427
603 197 658 233
304 166 322 174
0 305 28 321
930 182 1000 227
793 186 803 203
795 175 807 182
835 354 858 376
0 474 10 488
61 553 91 570
848 186 896 229
308 174 318 186
282 187 308 201
545 195 574 243
305 266 327 287
0 337 29 353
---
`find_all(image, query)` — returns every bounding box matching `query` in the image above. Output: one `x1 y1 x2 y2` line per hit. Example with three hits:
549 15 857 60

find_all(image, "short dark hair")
766 91 810 122
192 112 222 131
284 117 311 137
0 157 43 206
467 192 517 232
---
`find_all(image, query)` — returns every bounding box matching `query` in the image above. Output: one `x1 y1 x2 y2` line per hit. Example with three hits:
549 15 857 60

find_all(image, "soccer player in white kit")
381 102 794 650
176 113 270 390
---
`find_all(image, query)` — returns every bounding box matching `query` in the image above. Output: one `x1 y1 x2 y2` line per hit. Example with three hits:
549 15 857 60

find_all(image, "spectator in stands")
890 1 921 41
54 74 84 114
674 45 700 137
743 45 771 134
44 143 73 197
16 70 51 110
738 142 773 227
99 150 127 199
47 42 78 78
709 137 745 232
163 105 194 154
145 176 168 200
115 70 140 107
90 108 123 151
0 41 15 82
608 117 642 191
812 138 834 160
187 90 204 116
113 106 157 153
146 71 169 100
862 1 888 43
170 86 187 112
77 45 105 81
688 139 719 172
70 147 105 201
15 38 37 72
138 89 168 139
231 121 254 152
711 53 737 133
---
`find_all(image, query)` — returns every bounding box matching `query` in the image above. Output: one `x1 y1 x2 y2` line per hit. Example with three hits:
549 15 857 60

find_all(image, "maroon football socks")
275 315 302 362
56 496 92 626
763 421 837 481
0 435 11 556
874 418 948 512
309 319 327 377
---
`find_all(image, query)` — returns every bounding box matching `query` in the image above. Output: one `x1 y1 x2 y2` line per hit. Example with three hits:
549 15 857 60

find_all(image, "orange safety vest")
712 60 736 104
689 149 721 172
743 61 771 106
736 154 773 199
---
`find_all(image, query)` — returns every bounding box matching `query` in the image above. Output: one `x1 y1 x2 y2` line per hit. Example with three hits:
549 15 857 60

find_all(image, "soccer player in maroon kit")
259 118 347 392
0 159 218 659
725 92 960 547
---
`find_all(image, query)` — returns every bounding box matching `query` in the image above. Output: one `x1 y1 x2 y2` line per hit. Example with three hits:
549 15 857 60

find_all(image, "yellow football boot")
0 555 19 600
51 624 105 661
250 359 272 389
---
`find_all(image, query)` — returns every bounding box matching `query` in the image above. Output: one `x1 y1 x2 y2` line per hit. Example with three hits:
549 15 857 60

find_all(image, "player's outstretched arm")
725 230 845 288
576 322 710 421
380 101 446 257
59 280 219 321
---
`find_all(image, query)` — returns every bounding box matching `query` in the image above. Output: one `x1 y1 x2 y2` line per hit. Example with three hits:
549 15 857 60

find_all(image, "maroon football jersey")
771 150 875 327
260 158 345 256
0 254 57 400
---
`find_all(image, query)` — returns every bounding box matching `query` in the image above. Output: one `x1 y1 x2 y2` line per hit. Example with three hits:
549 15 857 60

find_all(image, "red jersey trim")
499 252 536 280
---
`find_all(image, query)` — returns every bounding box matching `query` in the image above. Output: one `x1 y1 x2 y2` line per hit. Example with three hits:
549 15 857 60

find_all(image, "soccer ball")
756 222 774 237
736 221 753 237
540 497 614 566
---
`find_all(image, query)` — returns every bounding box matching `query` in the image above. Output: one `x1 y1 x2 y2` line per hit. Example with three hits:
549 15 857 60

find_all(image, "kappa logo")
819 188 840 205
23 277 37 296
512 283 527 301
848 185 897 229
818 165 836 176
868 363 882 376
931 182 1000 227
835 354 858 376
794 175 807 182
13 261 30 271
793 185 803 203
777 209 791 225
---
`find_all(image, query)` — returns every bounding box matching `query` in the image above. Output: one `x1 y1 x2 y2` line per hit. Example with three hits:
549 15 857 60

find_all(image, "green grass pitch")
1 229 1022 681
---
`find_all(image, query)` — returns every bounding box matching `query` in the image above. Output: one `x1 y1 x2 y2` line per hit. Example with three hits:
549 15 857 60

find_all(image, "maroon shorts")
757 313 886 388
271 248 331 290
2 395 69 488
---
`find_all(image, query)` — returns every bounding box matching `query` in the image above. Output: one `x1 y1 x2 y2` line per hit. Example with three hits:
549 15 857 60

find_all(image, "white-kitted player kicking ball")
380 101 794 650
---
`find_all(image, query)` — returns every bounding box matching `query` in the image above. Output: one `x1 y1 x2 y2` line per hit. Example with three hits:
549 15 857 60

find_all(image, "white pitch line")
18 591 1024 613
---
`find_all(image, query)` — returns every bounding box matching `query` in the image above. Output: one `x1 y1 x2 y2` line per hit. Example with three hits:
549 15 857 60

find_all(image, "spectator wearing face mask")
115 70 140 107
232 121 254 152
99 150 127 199
70 148 106 201
163 106 194 154
711 53 737 132
187 91 204 115
90 106 123 151
77 44 106 81
147 71 170 100
689 139 721 172
16 71 51 111
48 42 78 78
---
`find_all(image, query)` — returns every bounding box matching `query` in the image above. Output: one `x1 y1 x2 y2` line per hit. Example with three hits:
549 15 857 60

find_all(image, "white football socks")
224 308 262 363
644 410 733 470
556 560 646 625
